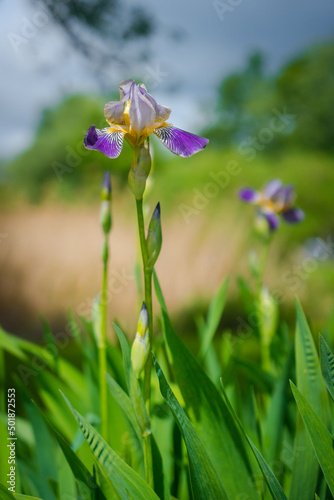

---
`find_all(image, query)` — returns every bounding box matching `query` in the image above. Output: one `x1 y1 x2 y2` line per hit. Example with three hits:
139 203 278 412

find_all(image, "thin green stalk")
135 198 153 403
135 197 154 488
256 236 272 372
0 349 4 413
99 238 109 442
256 236 271 295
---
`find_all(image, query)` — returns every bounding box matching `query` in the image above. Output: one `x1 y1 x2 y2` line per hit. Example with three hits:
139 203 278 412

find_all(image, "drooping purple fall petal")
261 210 281 231
84 125 124 158
262 179 283 200
238 188 261 204
154 125 209 158
282 207 305 224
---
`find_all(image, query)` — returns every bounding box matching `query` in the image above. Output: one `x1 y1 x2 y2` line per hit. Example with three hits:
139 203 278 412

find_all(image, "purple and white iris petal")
84 125 124 159
238 188 261 204
118 79 134 99
141 90 171 123
273 185 294 206
282 207 305 224
262 179 283 200
154 125 209 158
104 100 125 125
129 84 156 135
261 210 281 231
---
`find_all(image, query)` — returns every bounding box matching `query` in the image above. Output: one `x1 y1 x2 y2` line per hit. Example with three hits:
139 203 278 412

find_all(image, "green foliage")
1 282 334 498
7 94 132 201
154 357 229 500
206 41 334 153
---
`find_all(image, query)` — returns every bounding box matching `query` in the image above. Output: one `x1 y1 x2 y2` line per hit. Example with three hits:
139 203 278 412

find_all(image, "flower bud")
100 171 112 235
146 202 162 268
253 211 270 238
128 139 152 199
131 302 150 378
257 285 278 348
101 171 112 201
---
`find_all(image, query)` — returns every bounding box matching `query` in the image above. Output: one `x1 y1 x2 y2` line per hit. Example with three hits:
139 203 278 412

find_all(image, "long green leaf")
61 392 159 500
42 410 107 500
290 300 330 500
0 483 15 499
199 278 228 358
106 372 145 478
113 323 150 438
320 335 334 402
159 308 259 500
22 398 57 500
0 415 11 489
263 349 292 463
154 357 228 500
291 382 334 497
220 381 288 500
106 372 142 444
14 496 45 500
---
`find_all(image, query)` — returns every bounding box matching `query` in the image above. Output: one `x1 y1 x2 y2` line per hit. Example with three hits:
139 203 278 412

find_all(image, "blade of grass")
220 381 288 500
199 278 229 359
155 294 259 499
290 382 334 497
289 300 331 500
154 357 229 500
61 392 160 500
320 335 334 402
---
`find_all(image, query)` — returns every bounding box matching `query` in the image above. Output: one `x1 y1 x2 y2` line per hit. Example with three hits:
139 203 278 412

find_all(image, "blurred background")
0 0 334 340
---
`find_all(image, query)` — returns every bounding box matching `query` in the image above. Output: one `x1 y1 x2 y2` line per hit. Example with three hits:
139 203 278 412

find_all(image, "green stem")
256 236 272 372
99 238 109 442
0 349 4 413
135 197 154 488
256 237 271 295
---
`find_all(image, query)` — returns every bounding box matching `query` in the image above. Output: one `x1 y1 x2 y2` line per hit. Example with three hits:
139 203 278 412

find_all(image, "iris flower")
239 179 305 231
84 79 209 159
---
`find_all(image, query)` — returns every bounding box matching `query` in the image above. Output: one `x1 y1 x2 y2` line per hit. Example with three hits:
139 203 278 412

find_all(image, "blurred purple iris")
239 179 305 231
84 79 208 159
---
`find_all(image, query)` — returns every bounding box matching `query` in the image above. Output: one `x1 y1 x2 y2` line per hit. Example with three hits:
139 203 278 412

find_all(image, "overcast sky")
1 0 334 159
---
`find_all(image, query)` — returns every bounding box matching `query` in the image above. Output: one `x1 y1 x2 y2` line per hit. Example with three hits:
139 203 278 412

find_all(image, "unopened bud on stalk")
257 285 278 347
100 171 112 235
254 213 270 241
131 302 150 378
128 139 152 199
146 202 162 267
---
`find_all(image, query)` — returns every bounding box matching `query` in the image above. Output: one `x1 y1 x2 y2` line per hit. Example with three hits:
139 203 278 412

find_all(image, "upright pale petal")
262 179 282 200
273 185 295 207
154 125 209 157
104 100 125 125
118 79 134 99
84 125 124 158
238 188 261 204
140 89 171 123
128 83 156 136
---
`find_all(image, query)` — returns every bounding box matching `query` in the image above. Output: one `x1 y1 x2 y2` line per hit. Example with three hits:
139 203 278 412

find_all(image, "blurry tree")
277 42 334 152
29 0 155 84
8 94 133 201
203 52 278 147
206 42 334 153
